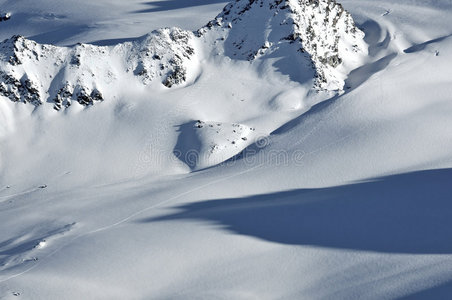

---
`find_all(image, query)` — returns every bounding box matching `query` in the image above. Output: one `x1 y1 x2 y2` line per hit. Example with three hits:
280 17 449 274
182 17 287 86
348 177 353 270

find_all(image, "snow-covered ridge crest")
0 28 196 110
199 0 367 90
0 0 366 110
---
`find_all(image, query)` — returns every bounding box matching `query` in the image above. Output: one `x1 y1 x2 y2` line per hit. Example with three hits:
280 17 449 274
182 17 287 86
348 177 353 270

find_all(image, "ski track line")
0 115 365 284
0 159 265 284
0 65 375 285
0 188 40 203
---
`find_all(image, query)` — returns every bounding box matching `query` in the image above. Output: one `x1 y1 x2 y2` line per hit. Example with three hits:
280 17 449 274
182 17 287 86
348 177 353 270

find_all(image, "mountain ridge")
200 0 367 89
0 0 366 110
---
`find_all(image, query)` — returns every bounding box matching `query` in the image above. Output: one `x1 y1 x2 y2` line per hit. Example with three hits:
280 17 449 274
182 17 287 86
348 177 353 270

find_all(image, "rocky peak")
126 28 195 87
199 0 367 90
0 28 196 110
0 0 366 110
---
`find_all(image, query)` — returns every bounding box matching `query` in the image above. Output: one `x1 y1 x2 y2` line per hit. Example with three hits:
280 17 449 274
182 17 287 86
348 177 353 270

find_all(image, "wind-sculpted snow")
0 28 196 110
199 0 367 90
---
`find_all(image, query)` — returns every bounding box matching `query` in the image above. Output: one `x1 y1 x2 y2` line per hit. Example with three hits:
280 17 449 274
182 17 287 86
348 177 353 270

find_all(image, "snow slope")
1 0 452 299
0 0 229 46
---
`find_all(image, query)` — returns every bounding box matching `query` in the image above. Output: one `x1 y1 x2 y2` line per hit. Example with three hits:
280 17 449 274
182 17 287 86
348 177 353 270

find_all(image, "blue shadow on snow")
132 0 228 13
141 168 452 255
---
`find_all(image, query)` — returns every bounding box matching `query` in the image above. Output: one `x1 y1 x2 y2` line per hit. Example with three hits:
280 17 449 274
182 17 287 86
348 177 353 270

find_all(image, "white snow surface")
1 0 452 299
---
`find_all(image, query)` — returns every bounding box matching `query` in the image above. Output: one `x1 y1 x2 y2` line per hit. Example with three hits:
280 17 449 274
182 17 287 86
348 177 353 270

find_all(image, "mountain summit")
0 0 366 110
199 0 367 89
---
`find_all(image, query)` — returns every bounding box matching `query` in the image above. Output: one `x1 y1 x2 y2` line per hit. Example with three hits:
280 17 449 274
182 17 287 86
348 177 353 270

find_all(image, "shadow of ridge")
90 36 140 46
73 32 162 47
28 25 91 46
359 19 391 57
269 21 397 136
271 92 340 135
173 121 203 170
400 280 452 299
404 33 452 54
141 168 452 254
345 52 397 90
132 0 228 14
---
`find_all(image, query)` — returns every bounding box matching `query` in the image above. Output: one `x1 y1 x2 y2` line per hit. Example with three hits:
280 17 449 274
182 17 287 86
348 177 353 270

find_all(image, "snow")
1 0 452 299
174 120 258 170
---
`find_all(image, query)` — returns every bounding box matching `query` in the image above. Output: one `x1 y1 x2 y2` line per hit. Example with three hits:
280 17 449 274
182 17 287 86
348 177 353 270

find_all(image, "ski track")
1 1 451 297
0 40 388 288
0 188 40 203
0 84 361 284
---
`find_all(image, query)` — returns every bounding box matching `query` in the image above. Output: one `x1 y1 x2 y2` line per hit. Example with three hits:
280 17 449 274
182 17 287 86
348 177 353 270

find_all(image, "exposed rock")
163 65 187 88
127 28 195 86
0 28 196 109
0 71 42 105
53 82 73 111
0 12 11 22
0 0 366 110
199 0 366 90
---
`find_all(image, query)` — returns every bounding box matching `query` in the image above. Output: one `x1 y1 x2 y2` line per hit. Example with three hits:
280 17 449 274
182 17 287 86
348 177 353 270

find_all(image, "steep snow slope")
1 0 452 299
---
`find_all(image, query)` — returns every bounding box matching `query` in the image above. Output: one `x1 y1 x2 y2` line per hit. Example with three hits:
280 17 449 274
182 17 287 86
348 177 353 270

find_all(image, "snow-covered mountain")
199 0 367 89
0 0 366 111
0 28 197 110
1 0 452 299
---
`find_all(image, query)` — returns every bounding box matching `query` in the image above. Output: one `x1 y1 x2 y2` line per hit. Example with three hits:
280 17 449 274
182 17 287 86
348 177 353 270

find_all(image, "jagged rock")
127 27 195 86
199 0 366 90
53 83 73 111
0 12 11 22
91 88 103 101
70 54 81 66
163 65 187 88
23 78 42 105
75 87 93 106
0 28 197 109
0 71 42 104
0 0 366 110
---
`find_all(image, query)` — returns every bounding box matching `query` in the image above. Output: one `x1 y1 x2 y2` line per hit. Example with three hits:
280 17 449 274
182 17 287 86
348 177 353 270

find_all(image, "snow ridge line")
0 187 41 203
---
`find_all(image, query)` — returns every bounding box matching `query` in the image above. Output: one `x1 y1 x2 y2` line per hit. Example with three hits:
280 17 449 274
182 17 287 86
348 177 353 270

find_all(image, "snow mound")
199 0 367 90
174 121 257 170
0 28 197 110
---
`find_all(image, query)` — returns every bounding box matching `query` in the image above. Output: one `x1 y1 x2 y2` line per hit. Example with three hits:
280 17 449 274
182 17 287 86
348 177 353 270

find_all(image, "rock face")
0 28 196 110
0 12 11 22
199 0 366 90
0 0 366 109
127 28 195 88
